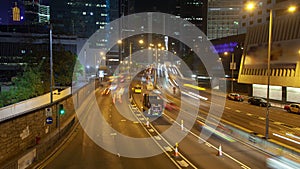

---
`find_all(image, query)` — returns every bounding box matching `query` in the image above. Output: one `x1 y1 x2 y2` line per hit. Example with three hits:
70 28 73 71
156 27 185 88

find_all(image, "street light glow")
245 2 255 11
288 6 297 13
139 39 144 44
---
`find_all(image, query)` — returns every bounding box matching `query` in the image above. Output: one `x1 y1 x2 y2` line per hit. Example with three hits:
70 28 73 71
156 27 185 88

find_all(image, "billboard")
244 39 300 68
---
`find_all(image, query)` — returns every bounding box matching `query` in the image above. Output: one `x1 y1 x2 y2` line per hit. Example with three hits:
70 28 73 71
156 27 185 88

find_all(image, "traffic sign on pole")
46 117 53 124
45 108 52 116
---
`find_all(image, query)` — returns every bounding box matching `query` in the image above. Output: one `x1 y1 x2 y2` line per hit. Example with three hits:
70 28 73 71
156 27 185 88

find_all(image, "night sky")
0 1 9 24
134 0 177 14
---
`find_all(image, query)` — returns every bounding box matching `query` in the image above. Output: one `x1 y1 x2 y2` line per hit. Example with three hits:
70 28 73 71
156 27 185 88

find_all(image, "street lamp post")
49 23 53 104
265 9 273 139
245 2 297 139
129 42 132 79
230 53 235 93
224 52 235 93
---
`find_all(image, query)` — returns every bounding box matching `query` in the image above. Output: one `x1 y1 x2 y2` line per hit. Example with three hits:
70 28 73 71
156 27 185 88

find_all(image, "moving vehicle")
165 102 179 111
227 93 244 102
146 82 154 91
248 97 271 107
101 88 111 95
284 103 300 114
266 156 300 169
142 93 164 117
133 84 142 94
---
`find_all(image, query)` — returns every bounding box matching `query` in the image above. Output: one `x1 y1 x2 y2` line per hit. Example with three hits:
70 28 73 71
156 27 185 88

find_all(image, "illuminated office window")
12 2 20 21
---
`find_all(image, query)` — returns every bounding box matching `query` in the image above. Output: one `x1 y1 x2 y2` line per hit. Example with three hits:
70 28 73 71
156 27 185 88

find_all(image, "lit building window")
101 13 107 17
90 12 93 15
83 12 86 15
12 2 20 21
101 4 107 7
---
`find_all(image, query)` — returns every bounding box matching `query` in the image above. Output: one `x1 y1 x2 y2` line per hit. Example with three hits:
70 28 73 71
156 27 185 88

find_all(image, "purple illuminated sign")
211 42 238 54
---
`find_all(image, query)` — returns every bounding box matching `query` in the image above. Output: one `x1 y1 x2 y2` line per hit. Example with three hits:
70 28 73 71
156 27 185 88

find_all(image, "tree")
12 64 44 100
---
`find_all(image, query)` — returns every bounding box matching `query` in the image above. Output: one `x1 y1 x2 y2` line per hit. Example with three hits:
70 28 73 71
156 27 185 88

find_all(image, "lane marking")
164 146 173 152
148 129 154 132
273 121 283 125
235 110 241 113
154 136 162 140
258 117 265 120
164 110 251 169
177 160 189 168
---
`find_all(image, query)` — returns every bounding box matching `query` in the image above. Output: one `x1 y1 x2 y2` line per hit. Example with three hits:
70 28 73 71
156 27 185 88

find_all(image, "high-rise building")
50 0 117 38
0 0 50 25
239 0 299 34
177 0 208 35
207 0 242 40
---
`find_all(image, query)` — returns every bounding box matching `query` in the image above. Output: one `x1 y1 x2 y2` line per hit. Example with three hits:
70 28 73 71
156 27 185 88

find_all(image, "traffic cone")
174 147 179 157
217 144 222 156
174 143 179 157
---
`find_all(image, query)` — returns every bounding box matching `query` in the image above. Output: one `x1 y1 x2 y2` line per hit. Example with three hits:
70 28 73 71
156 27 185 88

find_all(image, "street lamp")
127 39 144 79
245 2 297 139
149 43 165 85
49 23 53 104
224 52 235 93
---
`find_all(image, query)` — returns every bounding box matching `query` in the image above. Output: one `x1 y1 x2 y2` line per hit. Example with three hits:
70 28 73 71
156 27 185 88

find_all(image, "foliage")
0 44 83 107
0 65 44 107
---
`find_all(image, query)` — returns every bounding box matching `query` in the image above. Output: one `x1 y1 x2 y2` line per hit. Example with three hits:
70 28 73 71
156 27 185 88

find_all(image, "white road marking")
154 136 162 140
235 110 241 113
246 113 253 116
273 121 283 125
258 117 265 120
148 129 154 132
177 160 189 167
164 146 172 152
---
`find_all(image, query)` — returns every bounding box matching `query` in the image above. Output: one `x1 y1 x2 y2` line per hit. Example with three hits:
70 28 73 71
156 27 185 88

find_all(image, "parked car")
227 93 244 101
284 103 300 114
248 97 271 107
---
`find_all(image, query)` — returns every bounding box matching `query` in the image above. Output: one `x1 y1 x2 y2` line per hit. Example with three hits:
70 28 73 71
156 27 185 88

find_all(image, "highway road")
40 79 272 169
42 88 180 169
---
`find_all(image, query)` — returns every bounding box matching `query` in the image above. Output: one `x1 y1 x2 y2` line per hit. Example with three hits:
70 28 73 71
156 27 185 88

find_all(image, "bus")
142 93 164 117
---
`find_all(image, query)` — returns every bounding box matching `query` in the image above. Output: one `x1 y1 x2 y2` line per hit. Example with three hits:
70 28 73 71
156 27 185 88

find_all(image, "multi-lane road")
39 79 278 169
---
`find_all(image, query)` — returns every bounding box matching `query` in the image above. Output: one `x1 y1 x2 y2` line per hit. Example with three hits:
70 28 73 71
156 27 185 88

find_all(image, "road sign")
46 117 53 124
45 108 52 116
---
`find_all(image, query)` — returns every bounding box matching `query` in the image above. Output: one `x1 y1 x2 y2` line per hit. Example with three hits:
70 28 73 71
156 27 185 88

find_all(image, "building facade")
0 0 50 25
207 0 242 40
50 0 113 38
238 13 300 103
239 0 299 34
